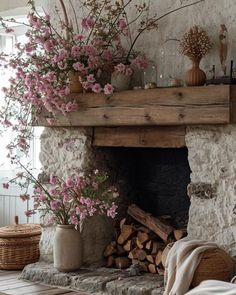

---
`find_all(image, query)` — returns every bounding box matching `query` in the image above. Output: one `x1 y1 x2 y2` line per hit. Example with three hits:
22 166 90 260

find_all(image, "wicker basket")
191 248 234 287
0 216 41 270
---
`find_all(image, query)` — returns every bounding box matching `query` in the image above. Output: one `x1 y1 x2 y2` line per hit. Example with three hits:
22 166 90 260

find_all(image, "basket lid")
0 216 41 238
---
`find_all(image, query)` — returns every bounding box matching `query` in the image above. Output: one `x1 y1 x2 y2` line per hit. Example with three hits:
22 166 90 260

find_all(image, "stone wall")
186 125 236 257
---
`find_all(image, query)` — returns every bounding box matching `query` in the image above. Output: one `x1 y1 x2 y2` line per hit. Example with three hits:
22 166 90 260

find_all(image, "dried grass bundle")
179 25 212 60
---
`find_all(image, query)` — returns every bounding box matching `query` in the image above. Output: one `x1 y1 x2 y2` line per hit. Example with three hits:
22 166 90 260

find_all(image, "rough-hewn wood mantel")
33 85 236 147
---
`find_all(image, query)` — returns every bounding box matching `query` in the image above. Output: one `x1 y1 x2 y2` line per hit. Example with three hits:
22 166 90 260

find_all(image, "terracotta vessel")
68 72 83 93
185 58 206 86
53 225 82 272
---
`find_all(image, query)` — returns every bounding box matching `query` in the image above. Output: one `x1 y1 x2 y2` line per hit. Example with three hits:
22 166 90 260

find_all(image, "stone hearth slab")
21 262 164 294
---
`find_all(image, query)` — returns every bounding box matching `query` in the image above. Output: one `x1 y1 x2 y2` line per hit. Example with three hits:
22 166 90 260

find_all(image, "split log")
123 239 133 252
104 241 117 257
137 231 150 244
117 244 126 255
146 254 155 264
136 238 144 249
118 225 135 245
128 248 147 261
152 241 165 255
107 255 115 268
120 218 126 229
115 257 131 269
155 250 163 266
174 229 187 241
148 264 157 274
127 204 174 242
145 240 153 251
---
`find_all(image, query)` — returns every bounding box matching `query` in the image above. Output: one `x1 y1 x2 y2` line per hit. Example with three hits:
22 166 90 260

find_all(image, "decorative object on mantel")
179 25 213 86
206 24 236 85
0 216 41 270
111 64 133 91
3 162 119 272
143 61 157 89
68 72 83 93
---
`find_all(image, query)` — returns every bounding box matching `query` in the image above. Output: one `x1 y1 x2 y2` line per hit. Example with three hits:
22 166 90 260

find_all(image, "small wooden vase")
185 58 206 86
68 72 83 93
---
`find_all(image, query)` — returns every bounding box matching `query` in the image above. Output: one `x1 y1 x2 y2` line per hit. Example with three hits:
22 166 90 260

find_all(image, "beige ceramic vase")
185 58 206 86
53 225 82 272
111 72 131 91
68 72 83 93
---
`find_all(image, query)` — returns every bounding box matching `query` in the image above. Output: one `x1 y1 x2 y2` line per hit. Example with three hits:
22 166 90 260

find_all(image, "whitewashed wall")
41 0 236 83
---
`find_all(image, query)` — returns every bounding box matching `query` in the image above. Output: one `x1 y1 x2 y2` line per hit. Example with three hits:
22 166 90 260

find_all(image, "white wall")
42 0 236 83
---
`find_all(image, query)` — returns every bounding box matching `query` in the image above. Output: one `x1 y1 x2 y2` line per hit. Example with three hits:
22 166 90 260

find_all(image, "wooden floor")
0 270 89 295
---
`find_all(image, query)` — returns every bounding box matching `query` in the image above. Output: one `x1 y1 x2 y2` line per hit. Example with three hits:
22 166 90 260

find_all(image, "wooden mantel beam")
93 126 186 148
33 85 235 127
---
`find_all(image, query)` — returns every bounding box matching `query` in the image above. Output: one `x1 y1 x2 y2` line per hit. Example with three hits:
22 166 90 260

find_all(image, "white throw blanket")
185 280 236 295
164 237 217 295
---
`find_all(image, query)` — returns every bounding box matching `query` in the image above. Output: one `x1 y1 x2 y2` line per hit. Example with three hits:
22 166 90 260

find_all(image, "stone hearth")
22 262 164 295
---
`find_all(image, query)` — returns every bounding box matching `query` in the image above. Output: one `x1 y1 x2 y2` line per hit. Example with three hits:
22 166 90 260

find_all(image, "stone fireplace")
37 122 236 265
22 86 236 294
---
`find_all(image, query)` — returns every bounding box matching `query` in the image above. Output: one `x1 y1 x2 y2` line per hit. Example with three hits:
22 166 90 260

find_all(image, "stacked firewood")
104 204 187 274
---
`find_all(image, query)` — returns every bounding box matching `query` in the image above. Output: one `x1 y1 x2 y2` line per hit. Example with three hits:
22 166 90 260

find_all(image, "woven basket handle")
14 216 19 225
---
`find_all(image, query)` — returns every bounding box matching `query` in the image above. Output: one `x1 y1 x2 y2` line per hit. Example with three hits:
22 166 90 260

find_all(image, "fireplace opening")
96 147 191 227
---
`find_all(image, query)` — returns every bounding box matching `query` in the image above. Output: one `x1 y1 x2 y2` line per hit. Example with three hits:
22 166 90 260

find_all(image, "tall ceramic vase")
185 58 206 86
53 225 82 272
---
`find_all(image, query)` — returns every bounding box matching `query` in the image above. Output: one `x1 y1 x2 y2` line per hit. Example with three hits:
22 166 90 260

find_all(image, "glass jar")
157 40 183 87
143 61 157 87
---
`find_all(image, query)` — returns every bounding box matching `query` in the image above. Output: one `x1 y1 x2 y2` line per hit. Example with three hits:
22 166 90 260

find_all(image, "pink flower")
86 74 96 83
125 67 133 76
104 83 114 95
117 19 127 30
92 83 102 93
71 45 81 58
73 62 85 72
50 173 57 185
102 49 112 61
25 210 35 217
66 177 74 187
50 200 61 211
3 183 9 189
19 194 30 202
107 203 118 218
5 28 14 33
81 17 95 30
65 102 78 112
114 63 126 75
131 54 149 69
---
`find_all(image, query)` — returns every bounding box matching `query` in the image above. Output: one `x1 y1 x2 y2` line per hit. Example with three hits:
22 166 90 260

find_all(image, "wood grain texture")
93 126 186 147
33 85 234 127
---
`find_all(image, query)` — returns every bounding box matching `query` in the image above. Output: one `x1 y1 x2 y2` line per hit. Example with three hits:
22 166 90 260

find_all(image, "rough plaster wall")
186 125 236 257
41 0 236 80
39 128 115 265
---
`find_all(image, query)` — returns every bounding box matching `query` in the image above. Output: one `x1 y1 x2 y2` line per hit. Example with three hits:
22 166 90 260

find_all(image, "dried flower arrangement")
179 25 213 86
179 25 213 61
